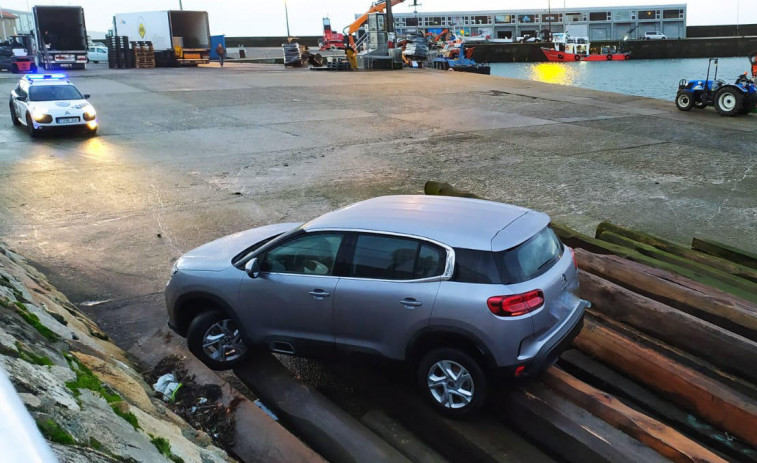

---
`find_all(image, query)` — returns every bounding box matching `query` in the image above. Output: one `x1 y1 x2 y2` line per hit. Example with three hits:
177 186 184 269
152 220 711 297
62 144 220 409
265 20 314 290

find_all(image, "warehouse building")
393 4 686 41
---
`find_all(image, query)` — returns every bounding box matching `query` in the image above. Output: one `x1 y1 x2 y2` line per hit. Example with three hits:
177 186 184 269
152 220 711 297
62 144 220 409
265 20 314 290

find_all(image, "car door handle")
400 298 422 309
308 289 331 299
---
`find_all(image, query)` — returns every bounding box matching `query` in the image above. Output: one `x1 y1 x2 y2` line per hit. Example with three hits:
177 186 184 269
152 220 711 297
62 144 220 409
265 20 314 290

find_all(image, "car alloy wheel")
418 348 486 417
427 360 474 409
202 319 247 363
187 310 248 370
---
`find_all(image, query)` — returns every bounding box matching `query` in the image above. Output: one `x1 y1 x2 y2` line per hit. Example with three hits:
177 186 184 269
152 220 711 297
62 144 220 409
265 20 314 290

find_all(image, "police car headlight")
32 111 52 123
82 106 96 121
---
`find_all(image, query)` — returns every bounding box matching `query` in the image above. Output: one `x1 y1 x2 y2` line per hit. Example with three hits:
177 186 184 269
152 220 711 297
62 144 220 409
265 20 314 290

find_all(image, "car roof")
20 75 73 87
303 195 550 251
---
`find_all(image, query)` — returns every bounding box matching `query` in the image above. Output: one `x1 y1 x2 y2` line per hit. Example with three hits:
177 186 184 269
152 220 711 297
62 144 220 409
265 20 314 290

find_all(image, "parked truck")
114 11 210 66
33 6 88 70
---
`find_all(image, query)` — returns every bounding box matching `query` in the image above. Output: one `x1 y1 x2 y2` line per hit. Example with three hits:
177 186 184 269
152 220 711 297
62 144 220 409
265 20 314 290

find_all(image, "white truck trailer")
114 11 210 66
33 6 88 70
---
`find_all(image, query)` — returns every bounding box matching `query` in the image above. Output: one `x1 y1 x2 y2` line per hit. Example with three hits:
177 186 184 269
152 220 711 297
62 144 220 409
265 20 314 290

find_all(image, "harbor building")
393 4 686 42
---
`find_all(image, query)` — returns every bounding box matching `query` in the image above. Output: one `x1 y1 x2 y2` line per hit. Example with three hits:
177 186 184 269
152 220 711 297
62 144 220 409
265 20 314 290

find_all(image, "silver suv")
166 196 588 416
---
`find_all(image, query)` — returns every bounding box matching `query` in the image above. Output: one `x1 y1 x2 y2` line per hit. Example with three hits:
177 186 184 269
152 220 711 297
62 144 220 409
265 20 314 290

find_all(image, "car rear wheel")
9 101 20 126
418 348 487 418
675 91 693 111
187 310 248 370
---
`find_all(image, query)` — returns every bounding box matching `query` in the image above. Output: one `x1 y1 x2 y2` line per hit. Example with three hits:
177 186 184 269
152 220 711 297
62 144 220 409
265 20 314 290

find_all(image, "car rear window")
496 227 564 284
29 85 83 101
349 234 445 280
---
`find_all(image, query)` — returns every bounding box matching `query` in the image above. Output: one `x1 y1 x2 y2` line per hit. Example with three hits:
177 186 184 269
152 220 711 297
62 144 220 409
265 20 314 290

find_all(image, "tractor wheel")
10 63 18 74
714 87 744 117
675 91 694 111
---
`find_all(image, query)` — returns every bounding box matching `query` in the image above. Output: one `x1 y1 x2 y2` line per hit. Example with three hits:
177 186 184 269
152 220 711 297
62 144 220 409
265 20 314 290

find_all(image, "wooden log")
588 311 757 401
424 180 481 199
692 237 757 271
234 353 410 463
574 249 757 342
597 231 757 304
543 367 727 463
559 349 757 462
499 383 668 463
551 223 617 255
596 222 757 283
573 317 757 448
578 271 757 384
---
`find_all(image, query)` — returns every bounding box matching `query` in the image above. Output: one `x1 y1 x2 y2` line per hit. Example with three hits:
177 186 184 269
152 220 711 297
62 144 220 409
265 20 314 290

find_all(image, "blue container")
210 34 226 59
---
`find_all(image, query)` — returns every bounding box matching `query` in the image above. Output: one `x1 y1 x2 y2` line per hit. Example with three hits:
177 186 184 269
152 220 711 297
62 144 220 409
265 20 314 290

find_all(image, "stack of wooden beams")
425 180 757 462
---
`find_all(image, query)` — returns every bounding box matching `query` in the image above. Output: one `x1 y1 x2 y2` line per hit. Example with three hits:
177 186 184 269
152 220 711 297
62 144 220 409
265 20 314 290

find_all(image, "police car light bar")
24 74 68 82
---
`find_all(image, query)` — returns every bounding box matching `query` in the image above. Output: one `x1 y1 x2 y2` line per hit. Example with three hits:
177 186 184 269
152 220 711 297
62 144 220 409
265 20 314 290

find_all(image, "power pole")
179 0 183 11
385 0 394 35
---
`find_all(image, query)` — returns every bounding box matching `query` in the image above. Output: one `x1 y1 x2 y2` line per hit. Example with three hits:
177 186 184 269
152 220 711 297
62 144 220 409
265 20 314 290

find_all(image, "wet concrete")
0 62 755 350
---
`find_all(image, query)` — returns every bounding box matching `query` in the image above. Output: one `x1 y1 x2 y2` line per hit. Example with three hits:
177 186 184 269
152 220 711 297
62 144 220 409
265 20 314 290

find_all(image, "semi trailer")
114 11 210 66
33 6 88 70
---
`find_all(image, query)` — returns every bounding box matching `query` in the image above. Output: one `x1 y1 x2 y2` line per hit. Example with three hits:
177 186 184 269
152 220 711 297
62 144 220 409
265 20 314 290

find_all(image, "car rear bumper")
494 298 588 380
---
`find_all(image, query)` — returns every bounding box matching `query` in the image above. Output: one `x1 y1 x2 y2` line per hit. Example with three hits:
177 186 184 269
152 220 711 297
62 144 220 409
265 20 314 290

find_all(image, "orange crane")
344 0 407 49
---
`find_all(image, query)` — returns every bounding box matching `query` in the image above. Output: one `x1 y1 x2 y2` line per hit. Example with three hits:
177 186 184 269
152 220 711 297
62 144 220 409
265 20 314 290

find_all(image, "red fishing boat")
541 33 630 62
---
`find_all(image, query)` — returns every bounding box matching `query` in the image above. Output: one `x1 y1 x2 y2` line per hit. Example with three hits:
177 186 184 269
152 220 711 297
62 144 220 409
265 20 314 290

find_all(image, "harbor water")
489 57 752 101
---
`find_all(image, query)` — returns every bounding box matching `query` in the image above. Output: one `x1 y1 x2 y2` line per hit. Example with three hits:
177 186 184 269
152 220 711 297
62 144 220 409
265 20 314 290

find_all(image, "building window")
518 14 535 23
663 9 682 19
427 17 443 26
494 14 514 24
542 14 561 23
638 10 656 20
589 12 608 21
406 17 418 27
473 15 489 24
565 13 581 22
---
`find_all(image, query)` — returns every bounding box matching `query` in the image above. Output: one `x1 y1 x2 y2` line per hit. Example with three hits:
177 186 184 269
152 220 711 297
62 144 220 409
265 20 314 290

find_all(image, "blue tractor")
676 58 757 116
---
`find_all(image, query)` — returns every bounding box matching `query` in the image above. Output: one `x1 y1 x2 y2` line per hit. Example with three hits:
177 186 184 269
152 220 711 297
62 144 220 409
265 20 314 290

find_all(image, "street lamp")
284 0 290 37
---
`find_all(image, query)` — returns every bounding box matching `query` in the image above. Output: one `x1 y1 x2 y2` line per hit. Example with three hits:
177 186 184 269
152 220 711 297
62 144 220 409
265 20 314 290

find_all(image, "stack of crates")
132 41 156 69
106 35 131 69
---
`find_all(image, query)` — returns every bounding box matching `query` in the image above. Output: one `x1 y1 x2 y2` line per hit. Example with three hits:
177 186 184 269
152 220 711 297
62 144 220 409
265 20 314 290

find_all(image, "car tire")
25 114 38 138
418 348 487 418
714 88 744 117
9 101 20 126
187 310 248 370
675 91 693 111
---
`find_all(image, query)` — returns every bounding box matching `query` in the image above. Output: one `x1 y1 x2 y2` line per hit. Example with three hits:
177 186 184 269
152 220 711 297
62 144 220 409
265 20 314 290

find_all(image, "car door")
237 231 345 355
332 233 447 360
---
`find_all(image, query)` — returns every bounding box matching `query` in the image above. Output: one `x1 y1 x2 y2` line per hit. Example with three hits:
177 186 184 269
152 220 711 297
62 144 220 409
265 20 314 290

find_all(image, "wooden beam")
424 180 481 199
596 230 757 304
573 317 757 448
578 271 757 384
559 349 757 462
596 222 757 283
574 249 757 342
692 237 757 271
543 367 727 463
499 383 668 463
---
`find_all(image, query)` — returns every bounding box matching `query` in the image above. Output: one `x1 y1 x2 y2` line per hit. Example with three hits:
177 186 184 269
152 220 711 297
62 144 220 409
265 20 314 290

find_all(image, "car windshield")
496 227 564 284
29 85 83 102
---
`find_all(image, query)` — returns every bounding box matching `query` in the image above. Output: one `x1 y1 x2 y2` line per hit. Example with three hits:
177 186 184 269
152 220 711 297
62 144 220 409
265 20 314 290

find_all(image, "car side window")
261 233 343 276
350 234 445 280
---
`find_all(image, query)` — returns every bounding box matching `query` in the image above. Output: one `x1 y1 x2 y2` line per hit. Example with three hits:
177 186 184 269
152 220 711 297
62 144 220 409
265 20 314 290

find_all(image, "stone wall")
0 242 234 463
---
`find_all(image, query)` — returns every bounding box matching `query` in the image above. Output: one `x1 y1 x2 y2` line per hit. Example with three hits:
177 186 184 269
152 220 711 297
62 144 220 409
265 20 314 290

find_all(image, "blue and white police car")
9 74 97 137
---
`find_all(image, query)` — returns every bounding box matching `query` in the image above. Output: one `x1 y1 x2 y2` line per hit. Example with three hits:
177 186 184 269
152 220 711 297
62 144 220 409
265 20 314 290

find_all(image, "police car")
8 74 97 137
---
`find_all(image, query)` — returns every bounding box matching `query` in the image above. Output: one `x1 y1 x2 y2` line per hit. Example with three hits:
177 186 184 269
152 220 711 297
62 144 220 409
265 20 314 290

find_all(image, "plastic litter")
153 373 182 402
253 399 279 421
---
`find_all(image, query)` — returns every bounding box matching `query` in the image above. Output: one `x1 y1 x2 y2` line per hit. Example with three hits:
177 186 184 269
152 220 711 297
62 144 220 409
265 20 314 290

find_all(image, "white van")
644 31 667 40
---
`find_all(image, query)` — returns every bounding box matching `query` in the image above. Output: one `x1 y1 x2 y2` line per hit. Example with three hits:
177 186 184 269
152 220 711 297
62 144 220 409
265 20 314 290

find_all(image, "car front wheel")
9 101 20 126
187 310 248 370
25 114 38 137
418 348 487 418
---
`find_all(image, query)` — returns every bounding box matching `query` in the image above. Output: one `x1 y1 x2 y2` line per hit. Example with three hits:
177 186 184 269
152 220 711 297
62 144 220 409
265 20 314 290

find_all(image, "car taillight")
570 247 578 268
487 290 544 317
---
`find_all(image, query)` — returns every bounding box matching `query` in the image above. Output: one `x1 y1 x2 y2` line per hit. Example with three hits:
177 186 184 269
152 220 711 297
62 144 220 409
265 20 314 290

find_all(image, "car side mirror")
244 258 260 279
84 94 90 99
